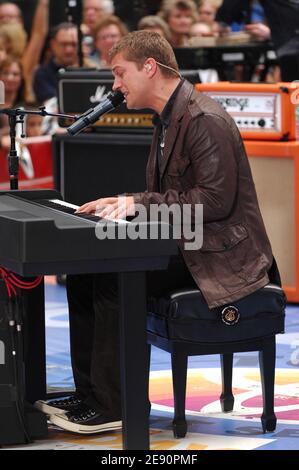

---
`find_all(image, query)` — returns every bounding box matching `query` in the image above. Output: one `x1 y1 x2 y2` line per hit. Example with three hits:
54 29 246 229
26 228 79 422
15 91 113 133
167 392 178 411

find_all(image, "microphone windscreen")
108 90 125 107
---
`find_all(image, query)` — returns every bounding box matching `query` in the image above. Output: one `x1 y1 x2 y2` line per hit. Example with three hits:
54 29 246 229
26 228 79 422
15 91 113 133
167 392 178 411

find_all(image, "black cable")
6 298 31 444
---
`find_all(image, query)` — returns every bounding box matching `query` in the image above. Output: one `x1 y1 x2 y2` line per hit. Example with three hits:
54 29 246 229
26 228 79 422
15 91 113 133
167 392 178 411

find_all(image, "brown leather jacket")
133 80 273 308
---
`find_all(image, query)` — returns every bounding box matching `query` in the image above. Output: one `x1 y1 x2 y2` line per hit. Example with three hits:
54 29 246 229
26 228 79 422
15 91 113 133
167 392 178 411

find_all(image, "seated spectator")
159 0 198 47
138 15 171 40
92 15 128 68
83 0 114 35
33 22 93 103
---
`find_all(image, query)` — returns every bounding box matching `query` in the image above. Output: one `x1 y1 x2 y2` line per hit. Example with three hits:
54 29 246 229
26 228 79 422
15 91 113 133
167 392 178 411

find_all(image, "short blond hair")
109 30 179 78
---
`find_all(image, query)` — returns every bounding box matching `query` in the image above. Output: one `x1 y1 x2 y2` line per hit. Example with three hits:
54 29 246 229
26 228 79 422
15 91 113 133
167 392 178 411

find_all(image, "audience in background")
0 0 49 103
216 0 299 81
0 0 292 137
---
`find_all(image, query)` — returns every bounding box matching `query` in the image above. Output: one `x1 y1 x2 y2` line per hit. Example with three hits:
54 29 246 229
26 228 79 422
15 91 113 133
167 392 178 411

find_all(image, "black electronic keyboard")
0 189 177 276
0 189 177 450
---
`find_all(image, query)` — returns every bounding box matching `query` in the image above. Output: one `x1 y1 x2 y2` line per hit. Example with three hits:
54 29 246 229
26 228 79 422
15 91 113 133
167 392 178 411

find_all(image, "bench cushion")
147 284 286 343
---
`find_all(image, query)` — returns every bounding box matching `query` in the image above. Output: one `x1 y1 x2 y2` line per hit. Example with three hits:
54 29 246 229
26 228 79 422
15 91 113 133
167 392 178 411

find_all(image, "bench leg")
220 353 234 412
171 351 188 438
259 336 277 433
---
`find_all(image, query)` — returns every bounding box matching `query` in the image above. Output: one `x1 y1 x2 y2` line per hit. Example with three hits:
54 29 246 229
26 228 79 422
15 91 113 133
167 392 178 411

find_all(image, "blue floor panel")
44 282 299 450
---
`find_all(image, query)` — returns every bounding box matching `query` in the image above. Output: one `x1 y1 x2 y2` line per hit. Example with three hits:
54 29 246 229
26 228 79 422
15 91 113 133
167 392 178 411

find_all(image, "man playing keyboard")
35 31 279 434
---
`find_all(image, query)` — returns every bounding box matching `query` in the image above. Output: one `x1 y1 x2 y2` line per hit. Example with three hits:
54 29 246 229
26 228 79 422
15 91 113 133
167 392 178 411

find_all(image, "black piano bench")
147 284 286 438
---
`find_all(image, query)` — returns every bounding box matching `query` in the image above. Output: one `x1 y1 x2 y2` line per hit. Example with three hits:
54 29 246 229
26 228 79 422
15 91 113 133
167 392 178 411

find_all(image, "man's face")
84 0 107 31
111 53 149 110
0 3 22 24
51 28 78 67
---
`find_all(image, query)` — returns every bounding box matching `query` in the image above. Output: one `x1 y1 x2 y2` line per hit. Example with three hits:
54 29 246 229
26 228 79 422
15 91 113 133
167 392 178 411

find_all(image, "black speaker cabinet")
52 132 152 206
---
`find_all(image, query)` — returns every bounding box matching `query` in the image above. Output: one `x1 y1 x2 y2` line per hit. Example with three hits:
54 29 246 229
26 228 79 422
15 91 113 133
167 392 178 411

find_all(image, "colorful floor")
7 280 299 450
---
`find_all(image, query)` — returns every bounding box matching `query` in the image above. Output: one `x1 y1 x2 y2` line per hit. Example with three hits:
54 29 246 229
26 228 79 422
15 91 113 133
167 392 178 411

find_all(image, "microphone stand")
0 107 79 190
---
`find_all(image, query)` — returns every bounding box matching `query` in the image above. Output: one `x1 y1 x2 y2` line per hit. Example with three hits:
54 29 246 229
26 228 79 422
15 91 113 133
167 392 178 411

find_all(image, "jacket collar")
158 80 194 178
147 80 194 189
168 79 194 123
152 79 184 128
152 79 193 128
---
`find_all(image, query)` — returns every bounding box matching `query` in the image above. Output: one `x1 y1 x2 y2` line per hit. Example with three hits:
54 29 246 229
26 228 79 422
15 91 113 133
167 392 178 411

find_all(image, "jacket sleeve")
132 114 240 223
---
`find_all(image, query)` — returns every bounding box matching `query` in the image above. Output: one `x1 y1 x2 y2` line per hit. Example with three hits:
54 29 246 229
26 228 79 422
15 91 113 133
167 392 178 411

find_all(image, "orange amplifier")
196 82 299 141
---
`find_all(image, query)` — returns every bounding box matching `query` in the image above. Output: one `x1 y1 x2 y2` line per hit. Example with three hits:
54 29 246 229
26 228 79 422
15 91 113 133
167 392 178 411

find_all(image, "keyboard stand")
0 190 177 450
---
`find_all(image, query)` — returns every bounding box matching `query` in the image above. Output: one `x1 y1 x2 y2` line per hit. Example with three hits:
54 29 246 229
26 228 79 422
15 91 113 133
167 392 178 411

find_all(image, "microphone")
67 90 125 136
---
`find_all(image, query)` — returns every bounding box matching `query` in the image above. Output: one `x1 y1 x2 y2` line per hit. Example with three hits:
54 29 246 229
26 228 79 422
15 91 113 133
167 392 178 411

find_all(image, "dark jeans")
66 253 197 418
